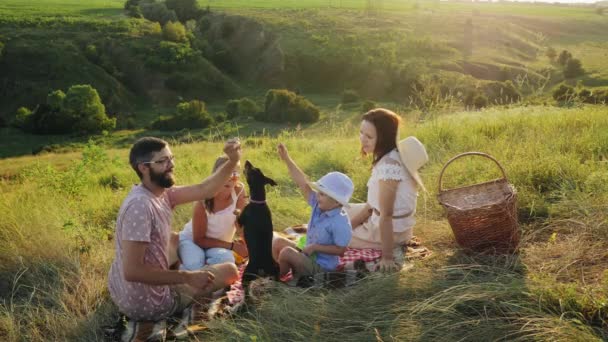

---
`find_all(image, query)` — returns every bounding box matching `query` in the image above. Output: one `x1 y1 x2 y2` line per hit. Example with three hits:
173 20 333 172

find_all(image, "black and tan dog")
237 160 279 285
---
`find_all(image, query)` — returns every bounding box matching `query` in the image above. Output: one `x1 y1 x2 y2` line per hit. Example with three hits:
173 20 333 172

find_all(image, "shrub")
140 1 177 25
165 0 202 22
47 89 66 110
361 100 377 113
483 81 521 105
564 58 584 79
127 5 143 18
0 41 4 59
341 89 360 104
147 41 198 70
163 21 187 42
577 88 592 103
151 100 213 130
557 50 572 66
124 0 140 10
12 107 32 129
225 98 261 119
63 85 116 134
261 89 320 123
473 94 488 109
545 47 557 62
552 83 576 102
463 89 479 109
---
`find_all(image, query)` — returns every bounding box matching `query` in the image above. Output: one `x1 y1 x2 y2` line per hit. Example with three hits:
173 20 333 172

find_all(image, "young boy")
273 143 354 283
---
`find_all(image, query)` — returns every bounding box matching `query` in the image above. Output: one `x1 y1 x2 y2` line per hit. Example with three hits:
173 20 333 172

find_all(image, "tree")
557 50 572 66
151 100 213 130
225 98 260 119
545 47 557 62
165 0 202 22
47 89 66 110
63 85 116 133
140 2 177 25
163 21 187 42
552 83 576 102
564 58 584 78
262 89 320 123
12 107 32 129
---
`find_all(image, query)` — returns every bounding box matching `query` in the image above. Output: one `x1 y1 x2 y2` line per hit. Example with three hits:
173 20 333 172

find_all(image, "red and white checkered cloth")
226 247 384 305
337 247 383 271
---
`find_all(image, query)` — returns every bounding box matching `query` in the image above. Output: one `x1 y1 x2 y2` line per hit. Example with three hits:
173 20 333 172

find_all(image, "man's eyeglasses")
142 155 175 166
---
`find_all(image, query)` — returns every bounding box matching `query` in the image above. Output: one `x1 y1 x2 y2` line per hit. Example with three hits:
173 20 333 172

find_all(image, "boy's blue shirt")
306 192 352 271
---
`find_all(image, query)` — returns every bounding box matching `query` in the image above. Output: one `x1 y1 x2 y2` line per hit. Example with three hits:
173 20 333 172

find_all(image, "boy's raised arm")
277 143 312 201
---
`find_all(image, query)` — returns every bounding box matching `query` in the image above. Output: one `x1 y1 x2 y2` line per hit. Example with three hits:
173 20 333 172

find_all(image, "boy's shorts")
299 252 324 276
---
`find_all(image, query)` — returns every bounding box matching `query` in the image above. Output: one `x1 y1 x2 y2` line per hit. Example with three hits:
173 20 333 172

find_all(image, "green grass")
1 104 607 340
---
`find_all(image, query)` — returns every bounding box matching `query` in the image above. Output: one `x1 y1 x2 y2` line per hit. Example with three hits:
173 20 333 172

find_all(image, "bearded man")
107 136 240 328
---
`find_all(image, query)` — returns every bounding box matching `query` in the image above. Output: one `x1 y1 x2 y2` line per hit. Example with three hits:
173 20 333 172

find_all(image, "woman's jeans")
178 237 235 271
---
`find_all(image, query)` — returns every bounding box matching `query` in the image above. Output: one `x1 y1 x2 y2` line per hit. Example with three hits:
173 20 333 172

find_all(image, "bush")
127 5 143 18
12 107 32 129
545 47 557 62
0 41 4 59
483 81 521 105
564 58 584 79
18 85 115 135
151 100 213 130
63 85 116 133
124 0 140 10
47 89 66 110
557 50 572 66
578 88 608 104
163 21 187 42
261 89 320 123
552 83 576 102
146 41 198 70
341 89 360 104
140 2 177 25
165 0 202 22
361 100 377 113
225 98 261 119
473 94 488 109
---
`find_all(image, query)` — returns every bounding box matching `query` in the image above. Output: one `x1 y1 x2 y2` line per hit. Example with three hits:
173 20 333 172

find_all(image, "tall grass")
0 105 607 340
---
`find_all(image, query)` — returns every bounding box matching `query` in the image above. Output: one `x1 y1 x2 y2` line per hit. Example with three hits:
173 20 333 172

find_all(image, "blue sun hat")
308 172 354 207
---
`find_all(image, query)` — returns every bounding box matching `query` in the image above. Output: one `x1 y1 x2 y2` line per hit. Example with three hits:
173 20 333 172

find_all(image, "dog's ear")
264 176 277 186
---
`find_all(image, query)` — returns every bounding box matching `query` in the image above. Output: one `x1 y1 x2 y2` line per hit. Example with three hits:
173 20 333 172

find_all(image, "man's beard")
150 168 175 188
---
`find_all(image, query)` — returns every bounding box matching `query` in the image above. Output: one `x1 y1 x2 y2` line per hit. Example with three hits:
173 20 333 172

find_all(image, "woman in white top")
347 108 427 272
179 156 248 270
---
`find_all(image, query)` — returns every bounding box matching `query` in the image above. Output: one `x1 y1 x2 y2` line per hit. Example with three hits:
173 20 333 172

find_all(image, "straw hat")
308 172 354 207
397 136 428 192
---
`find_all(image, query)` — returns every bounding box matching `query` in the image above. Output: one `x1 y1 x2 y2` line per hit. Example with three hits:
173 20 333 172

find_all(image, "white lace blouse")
366 149 418 232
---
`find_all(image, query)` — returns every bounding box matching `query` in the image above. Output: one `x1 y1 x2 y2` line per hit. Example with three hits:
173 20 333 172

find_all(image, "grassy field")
1 0 608 340
1 104 607 340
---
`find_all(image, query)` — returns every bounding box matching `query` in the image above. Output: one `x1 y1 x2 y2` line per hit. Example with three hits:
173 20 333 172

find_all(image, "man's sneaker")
120 319 167 342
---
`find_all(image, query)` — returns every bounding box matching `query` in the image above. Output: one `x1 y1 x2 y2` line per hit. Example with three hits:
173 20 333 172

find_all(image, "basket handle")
438 152 508 193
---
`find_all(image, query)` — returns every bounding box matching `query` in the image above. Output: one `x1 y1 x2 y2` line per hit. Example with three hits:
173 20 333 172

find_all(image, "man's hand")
233 240 248 258
224 138 241 162
376 258 399 273
277 143 290 162
185 270 215 291
302 244 317 256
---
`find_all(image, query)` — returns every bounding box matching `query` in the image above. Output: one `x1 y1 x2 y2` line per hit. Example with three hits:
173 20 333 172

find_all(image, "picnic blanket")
223 225 432 307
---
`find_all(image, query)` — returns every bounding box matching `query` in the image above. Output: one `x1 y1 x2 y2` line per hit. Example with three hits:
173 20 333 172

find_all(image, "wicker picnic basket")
437 152 519 253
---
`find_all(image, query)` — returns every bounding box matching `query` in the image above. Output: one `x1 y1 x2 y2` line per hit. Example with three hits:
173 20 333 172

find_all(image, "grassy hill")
1 104 607 340
1 1 608 340
1 0 607 135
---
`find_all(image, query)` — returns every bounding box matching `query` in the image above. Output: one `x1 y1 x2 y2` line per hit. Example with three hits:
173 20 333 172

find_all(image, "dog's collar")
249 198 266 204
